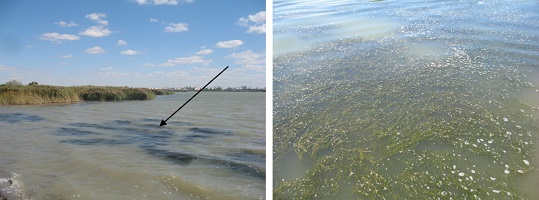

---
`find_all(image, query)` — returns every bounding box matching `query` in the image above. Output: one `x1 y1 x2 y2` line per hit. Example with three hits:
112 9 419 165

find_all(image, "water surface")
274 0 539 199
1 92 265 199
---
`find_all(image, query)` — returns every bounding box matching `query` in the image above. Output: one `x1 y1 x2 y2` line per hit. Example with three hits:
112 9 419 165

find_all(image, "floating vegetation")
273 37 538 199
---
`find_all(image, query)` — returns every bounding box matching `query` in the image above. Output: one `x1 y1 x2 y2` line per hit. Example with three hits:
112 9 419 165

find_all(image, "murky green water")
273 0 539 199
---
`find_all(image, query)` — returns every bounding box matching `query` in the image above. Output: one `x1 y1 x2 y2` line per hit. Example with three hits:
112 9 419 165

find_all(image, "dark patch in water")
142 119 193 126
113 120 131 125
166 121 194 126
180 134 209 142
67 122 97 128
229 149 265 164
130 130 174 146
143 147 196 165
248 138 266 146
189 127 232 135
141 145 264 179
0 113 45 123
60 138 132 145
67 122 116 130
57 121 177 148
53 127 99 136
57 119 264 179
207 158 265 180
179 127 232 143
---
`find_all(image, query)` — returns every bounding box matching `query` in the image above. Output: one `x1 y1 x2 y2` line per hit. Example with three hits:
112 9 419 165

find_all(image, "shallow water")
274 0 539 199
0 92 265 199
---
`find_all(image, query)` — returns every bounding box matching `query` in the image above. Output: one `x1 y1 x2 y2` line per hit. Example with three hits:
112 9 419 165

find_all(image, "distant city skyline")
0 0 265 88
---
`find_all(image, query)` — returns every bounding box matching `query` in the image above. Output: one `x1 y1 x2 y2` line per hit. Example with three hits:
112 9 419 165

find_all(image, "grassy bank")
0 85 172 105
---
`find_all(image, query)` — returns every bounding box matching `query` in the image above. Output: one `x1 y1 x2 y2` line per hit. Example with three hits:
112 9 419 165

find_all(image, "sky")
0 0 266 88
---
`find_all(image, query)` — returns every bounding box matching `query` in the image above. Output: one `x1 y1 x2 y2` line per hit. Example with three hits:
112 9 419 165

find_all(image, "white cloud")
135 0 148 4
247 24 266 34
0 65 16 71
237 11 266 34
85 13 108 26
55 21 79 27
160 56 211 66
79 26 111 37
117 40 128 45
61 55 75 59
99 72 129 77
141 63 156 67
249 11 266 23
228 50 265 72
133 0 193 5
155 0 178 5
121 50 140 55
237 18 249 27
101 67 113 70
196 49 213 55
40 32 80 43
149 18 158 22
85 46 105 54
164 23 189 32
216 40 244 48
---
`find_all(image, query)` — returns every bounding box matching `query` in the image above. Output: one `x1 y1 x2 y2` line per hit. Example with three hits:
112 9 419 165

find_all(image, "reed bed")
0 85 171 105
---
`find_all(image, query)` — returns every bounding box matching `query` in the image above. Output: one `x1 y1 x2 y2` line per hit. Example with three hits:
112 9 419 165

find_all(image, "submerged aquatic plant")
274 38 538 199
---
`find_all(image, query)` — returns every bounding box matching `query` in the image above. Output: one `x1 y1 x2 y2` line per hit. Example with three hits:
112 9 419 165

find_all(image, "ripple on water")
0 113 45 123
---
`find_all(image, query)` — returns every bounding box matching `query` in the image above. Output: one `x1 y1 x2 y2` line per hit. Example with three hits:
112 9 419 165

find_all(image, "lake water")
274 0 539 199
0 92 265 199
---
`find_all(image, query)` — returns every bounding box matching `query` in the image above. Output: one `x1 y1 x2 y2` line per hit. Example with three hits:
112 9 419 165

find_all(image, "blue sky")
0 0 265 88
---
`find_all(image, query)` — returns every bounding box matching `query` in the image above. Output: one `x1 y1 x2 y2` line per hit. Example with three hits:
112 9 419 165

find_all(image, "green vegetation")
4 80 23 86
274 39 539 199
0 84 172 105
150 89 174 95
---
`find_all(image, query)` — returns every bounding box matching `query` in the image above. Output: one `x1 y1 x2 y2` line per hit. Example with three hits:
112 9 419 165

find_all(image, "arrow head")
160 119 167 126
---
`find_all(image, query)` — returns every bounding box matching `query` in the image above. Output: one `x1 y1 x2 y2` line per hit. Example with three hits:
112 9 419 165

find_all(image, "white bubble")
504 169 510 174
441 191 448 196
523 160 530 166
459 172 465 176
503 118 508 121
493 190 500 193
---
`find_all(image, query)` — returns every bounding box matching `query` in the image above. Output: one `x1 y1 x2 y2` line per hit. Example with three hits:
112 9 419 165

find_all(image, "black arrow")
160 66 229 126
